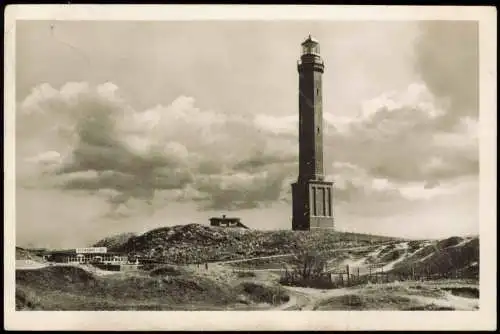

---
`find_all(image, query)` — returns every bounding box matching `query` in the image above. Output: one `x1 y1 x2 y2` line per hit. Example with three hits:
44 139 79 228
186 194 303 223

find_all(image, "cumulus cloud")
323 82 478 185
24 150 63 167
17 22 479 217
16 82 297 214
194 171 288 210
253 114 297 137
17 78 479 217
327 162 402 203
328 160 476 206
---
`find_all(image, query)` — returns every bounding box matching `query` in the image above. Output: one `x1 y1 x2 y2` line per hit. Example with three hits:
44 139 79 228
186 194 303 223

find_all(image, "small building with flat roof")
44 248 129 265
209 215 249 229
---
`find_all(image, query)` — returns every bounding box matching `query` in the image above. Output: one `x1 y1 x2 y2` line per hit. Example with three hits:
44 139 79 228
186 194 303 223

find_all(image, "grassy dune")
314 282 479 311
92 224 397 264
15 265 288 311
16 247 44 261
16 225 479 311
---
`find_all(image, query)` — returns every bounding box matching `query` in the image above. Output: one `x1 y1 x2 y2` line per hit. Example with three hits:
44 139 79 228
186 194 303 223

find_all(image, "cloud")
17 42 479 218
194 171 288 211
415 21 479 120
329 161 475 207
328 162 402 203
17 82 300 213
24 150 63 167
323 82 478 184
253 114 297 136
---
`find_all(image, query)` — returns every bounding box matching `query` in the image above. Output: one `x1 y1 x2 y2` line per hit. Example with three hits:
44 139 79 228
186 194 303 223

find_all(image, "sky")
15 20 479 248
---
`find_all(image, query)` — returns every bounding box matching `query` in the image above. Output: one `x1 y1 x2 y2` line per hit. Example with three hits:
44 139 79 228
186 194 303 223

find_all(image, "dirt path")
15 261 118 277
275 283 479 311
15 260 48 270
407 292 479 310
278 286 353 310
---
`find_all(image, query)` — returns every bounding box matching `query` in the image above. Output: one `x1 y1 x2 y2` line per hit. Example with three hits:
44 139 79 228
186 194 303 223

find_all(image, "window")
316 187 324 217
302 44 320 55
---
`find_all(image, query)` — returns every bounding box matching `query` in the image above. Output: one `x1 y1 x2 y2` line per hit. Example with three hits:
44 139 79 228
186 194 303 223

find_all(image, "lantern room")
301 34 320 55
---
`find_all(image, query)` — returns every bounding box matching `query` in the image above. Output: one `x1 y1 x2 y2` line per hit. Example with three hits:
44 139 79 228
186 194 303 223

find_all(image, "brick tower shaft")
292 35 335 231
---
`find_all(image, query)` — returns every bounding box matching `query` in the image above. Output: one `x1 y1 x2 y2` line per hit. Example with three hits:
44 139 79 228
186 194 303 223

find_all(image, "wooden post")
357 267 360 281
346 265 350 285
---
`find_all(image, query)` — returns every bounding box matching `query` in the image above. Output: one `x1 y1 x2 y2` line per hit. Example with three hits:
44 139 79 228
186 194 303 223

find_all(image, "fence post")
346 265 350 285
357 267 360 281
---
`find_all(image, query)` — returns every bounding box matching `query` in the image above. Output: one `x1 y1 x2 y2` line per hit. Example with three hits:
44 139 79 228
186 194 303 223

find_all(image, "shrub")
236 271 256 278
149 265 183 277
238 282 289 304
279 251 337 289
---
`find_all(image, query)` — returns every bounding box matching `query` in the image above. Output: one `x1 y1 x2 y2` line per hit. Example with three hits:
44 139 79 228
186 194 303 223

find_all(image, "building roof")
301 34 319 45
209 217 241 221
47 250 126 256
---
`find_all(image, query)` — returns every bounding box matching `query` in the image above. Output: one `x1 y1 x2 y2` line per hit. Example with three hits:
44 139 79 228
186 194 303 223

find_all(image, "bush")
236 271 256 278
149 265 183 277
238 282 289 304
279 251 337 289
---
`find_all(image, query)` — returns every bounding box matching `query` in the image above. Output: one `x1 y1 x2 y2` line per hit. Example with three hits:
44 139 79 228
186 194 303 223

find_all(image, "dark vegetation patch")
362 284 445 299
407 244 436 260
237 282 289 305
437 236 464 249
235 271 256 278
402 305 455 311
316 293 414 310
149 265 185 277
377 243 398 258
379 248 405 263
442 286 479 299
407 240 425 253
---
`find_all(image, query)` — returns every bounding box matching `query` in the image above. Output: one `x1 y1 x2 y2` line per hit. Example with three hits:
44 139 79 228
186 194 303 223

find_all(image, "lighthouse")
291 35 335 231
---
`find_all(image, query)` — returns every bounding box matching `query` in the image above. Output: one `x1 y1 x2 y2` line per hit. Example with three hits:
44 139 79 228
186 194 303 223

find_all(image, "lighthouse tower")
291 35 335 231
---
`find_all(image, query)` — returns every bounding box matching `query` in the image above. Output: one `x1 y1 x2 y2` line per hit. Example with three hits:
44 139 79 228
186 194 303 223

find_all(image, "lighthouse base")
291 180 335 231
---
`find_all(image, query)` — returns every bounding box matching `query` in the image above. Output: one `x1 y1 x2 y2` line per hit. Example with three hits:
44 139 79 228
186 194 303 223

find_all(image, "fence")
329 264 468 287
280 263 468 289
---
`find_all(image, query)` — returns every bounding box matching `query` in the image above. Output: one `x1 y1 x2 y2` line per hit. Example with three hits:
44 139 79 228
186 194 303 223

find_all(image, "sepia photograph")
4 4 497 331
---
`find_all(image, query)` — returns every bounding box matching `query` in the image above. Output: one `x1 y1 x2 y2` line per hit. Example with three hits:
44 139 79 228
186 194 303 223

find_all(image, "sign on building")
75 247 107 254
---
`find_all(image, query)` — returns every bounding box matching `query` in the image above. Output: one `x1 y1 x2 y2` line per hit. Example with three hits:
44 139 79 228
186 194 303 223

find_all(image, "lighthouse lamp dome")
301 34 320 55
